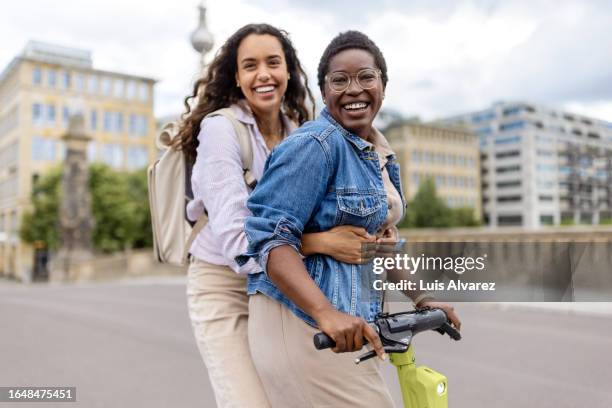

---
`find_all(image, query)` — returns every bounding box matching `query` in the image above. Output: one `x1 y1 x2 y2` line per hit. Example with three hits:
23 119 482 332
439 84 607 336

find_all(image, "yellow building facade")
0 41 157 281
385 121 482 220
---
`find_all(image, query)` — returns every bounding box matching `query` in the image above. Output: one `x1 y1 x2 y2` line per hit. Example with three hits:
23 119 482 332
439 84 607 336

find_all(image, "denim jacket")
238 108 406 327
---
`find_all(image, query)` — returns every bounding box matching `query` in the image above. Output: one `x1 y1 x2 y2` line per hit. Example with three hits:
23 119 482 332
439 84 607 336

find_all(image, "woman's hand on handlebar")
302 226 376 264
417 299 462 332
313 307 386 360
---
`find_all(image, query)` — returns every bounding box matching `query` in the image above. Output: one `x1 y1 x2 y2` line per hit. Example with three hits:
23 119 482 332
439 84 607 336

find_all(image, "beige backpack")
147 108 256 266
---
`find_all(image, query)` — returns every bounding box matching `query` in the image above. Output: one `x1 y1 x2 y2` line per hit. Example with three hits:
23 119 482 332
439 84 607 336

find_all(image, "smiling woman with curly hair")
175 24 382 407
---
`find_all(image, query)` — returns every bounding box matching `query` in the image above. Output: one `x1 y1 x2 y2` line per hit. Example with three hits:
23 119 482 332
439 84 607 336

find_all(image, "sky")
1 0 612 122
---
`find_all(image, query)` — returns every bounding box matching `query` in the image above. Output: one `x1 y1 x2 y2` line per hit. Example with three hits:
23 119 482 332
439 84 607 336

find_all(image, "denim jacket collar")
320 108 372 151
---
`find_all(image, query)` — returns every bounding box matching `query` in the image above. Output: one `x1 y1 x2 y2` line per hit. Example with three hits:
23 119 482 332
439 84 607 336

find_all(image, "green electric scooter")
314 308 461 408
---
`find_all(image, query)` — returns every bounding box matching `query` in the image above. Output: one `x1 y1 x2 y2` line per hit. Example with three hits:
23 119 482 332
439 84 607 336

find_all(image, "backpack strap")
182 212 209 264
181 107 256 264
206 108 257 189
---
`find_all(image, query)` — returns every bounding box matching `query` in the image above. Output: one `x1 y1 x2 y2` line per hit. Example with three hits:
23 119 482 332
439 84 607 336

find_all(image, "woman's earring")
288 73 291 80
236 82 240 88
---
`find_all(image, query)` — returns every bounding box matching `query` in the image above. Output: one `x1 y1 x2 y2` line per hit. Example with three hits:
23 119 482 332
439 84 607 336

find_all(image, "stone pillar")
49 114 95 282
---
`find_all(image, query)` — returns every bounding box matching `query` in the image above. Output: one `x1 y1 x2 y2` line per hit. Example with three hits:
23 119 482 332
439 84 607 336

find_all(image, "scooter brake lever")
354 345 409 365
436 322 462 341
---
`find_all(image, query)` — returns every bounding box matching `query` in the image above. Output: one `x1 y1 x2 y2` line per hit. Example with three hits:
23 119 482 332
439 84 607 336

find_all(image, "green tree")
20 166 62 250
20 164 152 253
400 177 453 228
450 206 481 227
399 177 480 228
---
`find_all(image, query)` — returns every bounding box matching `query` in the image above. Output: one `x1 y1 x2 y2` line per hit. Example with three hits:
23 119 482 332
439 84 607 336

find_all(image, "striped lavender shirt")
186 102 296 274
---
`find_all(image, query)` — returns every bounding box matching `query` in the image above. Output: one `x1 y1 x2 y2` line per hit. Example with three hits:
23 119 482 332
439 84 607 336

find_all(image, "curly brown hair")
174 23 315 164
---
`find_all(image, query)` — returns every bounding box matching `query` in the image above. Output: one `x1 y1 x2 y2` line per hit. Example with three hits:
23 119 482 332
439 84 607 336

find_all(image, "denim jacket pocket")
336 189 383 230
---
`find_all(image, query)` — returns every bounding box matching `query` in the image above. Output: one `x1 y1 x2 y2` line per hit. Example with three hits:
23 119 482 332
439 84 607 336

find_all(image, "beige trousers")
248 294 395 408
186 259 270 408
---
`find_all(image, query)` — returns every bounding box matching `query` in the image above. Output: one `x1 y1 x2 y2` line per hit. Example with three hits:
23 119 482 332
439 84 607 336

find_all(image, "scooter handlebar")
313 308 460 350
313 332 335 350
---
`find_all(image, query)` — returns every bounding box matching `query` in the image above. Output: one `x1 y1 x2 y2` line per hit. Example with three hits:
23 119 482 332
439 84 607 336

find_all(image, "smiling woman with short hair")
242 30 461 406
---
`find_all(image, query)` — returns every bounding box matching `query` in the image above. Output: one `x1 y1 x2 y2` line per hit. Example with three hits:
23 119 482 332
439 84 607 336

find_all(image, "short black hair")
317 30 388 94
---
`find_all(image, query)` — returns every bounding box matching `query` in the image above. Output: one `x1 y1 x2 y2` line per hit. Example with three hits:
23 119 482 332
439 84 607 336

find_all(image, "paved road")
1 278 611 407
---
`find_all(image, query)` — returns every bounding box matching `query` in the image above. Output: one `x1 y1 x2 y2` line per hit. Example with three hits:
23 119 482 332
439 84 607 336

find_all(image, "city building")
0 41 157 280
384 121 482 220
440 101 612 228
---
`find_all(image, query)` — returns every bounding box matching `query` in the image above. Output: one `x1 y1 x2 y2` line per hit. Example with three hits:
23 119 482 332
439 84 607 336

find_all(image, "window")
113 79 124 98
32 103 43 124
90 109 97 131
502 106 522 116
497 181 521 188
496 165 520 174
46 104 56 126
103 111 112 132
33 67 42 85
127 146 149 169
87 141 97 162
539 195 553 201
101 77 112 95
540 215 554 225
75 73 85 91
499 121 525 131
138 83 149 102
88 75 98 93
31 137 56 161
62 106 70 127
140 115 148 135
497 215 522 226
587 132 600 139
472 111 495 123
129 114 137 135
537 164 555 172
126 80 137 99
536 135 553 144
536 149 553 157
48 69 57 87
101 144 124 168
495 135 521 145
495 150 520 159
115 112 124 133
63 71 71 89
475 126 492 136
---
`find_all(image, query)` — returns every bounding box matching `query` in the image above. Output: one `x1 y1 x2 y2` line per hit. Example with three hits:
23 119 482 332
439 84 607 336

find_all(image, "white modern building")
440 101 612 228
